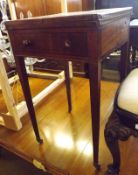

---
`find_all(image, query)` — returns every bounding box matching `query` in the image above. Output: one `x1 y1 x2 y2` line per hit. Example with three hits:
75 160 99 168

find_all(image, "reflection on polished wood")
0 77 138 174
0 76 131 174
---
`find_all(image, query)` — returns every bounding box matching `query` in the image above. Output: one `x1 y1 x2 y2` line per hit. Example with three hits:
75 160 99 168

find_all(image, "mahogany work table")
5 7 132 169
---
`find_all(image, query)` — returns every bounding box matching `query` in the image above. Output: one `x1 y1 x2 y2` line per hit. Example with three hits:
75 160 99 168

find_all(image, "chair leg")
104 111 138 175
104 112 121 175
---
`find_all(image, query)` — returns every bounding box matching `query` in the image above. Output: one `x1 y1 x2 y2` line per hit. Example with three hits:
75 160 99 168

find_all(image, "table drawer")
11 30 88 58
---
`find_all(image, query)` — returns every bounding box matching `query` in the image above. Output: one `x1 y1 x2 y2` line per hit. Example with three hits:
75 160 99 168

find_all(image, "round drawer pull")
64 40 71 48
22 40 32 46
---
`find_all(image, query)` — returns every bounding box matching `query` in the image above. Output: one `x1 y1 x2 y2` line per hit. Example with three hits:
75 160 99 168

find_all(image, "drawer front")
11 30 88 58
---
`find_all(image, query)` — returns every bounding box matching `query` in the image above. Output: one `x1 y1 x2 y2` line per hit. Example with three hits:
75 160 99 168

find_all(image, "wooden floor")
0 76 138 175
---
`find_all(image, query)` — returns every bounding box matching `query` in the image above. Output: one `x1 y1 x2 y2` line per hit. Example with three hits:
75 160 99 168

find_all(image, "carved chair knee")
104 68 138 175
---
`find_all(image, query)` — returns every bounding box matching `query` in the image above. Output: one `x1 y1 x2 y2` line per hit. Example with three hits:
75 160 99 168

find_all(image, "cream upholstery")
117 68 138 115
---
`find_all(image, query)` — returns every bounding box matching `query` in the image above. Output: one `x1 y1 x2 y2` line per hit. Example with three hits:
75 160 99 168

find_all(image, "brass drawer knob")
64 39 71 48
22 40 32 46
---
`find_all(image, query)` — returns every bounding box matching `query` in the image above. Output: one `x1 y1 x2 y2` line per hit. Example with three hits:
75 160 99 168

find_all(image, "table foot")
36 138 43 144
94 162 101 170
68 107 72 113
105 165 119 175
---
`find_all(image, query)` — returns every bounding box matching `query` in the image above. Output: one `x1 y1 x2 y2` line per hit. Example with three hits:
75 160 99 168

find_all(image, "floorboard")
0 76 137 175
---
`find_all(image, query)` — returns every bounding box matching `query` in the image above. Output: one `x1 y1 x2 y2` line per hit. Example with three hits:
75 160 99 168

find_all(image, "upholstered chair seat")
104 68 138 175
117 68 138 115
115 68 138 130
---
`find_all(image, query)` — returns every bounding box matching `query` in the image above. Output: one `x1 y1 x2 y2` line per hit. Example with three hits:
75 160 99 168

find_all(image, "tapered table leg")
15 56 43 143
64 61 72 113
120 41 130 81
88 61 101 169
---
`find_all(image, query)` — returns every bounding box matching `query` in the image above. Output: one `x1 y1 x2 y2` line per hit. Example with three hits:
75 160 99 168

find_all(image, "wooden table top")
5 7 132 29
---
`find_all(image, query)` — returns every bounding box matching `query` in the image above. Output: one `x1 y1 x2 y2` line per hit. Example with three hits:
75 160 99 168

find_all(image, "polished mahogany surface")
5 8 132 169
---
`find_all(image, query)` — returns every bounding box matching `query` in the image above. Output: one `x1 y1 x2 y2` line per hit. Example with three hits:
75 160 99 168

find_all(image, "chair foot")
104 112 121 175
104 112 138 175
